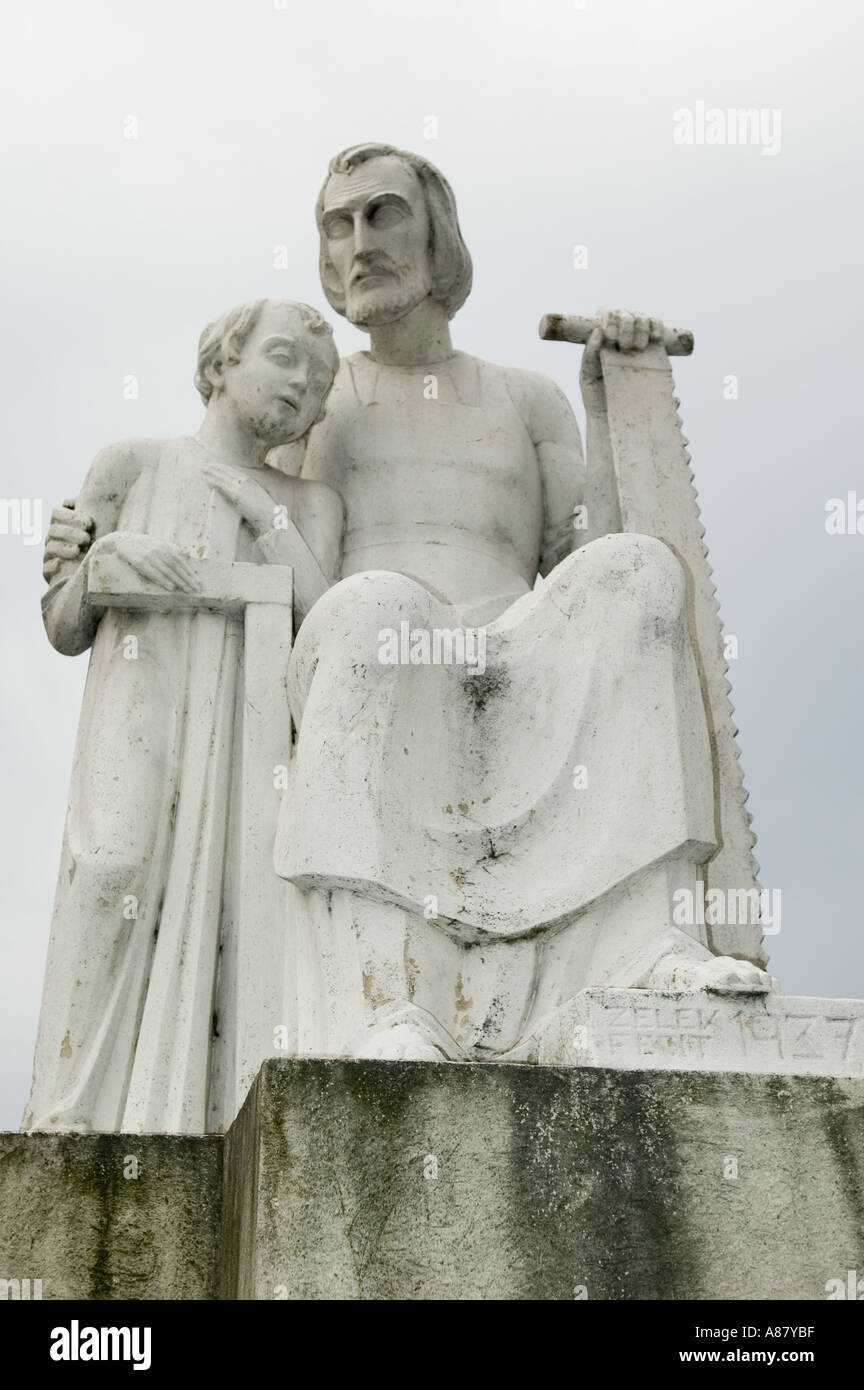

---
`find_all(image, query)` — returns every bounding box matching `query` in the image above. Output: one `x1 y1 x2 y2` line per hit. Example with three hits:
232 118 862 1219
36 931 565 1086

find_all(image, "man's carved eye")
369 203 404 230
326 215 353 240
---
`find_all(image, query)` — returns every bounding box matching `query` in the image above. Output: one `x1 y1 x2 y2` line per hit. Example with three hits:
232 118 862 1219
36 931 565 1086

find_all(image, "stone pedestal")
0 1132 222 1299
220 1057 864 1300
4 1039 864 1300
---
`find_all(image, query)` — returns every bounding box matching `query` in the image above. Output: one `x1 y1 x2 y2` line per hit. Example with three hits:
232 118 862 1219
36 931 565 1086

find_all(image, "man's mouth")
351 265 395 287
276 395 300 411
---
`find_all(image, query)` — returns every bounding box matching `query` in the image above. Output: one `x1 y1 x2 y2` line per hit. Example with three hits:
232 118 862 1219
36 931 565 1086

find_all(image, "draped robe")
24 441 291 1134
276 531 718 1058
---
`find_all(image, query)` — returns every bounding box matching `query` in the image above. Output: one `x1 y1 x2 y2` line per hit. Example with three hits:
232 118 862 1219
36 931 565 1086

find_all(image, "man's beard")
346 266 431 328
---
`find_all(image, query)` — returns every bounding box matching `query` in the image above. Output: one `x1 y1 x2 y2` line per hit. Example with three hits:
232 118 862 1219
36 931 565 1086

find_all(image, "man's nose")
352 211 379 254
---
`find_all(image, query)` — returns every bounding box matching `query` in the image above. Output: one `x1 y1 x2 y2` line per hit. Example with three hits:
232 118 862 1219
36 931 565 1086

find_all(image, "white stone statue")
26 147 782 1134
24 300 343 1133
273 143 775 1065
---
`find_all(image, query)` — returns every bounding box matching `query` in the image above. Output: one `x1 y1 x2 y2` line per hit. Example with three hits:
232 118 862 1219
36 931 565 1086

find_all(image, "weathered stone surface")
533 988 864 1078
0 1132 222 1299
4 1059 862 1300
221 1058 864 1301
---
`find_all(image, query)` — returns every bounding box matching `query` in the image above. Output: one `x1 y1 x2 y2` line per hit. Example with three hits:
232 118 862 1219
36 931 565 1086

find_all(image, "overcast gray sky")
1 0 862 1129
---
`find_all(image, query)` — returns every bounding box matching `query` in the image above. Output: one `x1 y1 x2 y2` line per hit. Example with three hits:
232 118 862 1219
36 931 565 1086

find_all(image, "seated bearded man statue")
273 143 774 1064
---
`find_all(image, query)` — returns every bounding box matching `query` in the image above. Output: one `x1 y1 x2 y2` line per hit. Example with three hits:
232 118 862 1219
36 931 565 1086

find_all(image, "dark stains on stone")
502 1067 702 1300
818 1080 864 1256
462 667 509 718
7 1062 864 1300
0 1131 223 1301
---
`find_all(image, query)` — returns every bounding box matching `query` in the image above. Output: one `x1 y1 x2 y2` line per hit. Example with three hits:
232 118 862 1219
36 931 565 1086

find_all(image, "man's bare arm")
506 368 587 576
42 440 149 655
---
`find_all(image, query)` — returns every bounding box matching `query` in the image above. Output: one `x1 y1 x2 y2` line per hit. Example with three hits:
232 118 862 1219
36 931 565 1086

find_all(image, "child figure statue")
24 299 343 1134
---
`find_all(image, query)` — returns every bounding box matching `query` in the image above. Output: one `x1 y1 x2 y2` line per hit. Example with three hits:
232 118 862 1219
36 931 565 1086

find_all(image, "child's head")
195 299 339 445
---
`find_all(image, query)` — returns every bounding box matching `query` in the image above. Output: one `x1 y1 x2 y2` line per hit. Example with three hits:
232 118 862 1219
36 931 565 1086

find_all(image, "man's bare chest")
308 393 540 505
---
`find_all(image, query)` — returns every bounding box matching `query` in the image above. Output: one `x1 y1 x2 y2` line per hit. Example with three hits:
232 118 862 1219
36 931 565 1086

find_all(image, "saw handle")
539 313 694 357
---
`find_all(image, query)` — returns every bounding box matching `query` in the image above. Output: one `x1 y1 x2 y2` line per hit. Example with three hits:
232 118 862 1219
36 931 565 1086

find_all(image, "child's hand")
115 535 197 592
202 462 276 536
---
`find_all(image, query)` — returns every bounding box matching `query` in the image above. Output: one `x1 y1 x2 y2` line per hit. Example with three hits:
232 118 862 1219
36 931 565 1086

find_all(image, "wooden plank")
88 552 295 613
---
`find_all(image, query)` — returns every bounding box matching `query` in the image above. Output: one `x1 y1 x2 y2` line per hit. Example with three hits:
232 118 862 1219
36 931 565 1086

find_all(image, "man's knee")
547 533 687 634
288 570 439 718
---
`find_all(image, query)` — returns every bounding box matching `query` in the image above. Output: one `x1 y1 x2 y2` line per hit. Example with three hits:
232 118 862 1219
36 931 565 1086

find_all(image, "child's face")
222 303 334 445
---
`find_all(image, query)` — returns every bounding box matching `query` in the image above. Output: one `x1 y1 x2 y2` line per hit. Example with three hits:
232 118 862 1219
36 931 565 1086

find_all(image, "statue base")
3 998 864 1300
220 1054 864 1300
0 1130 222 1299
